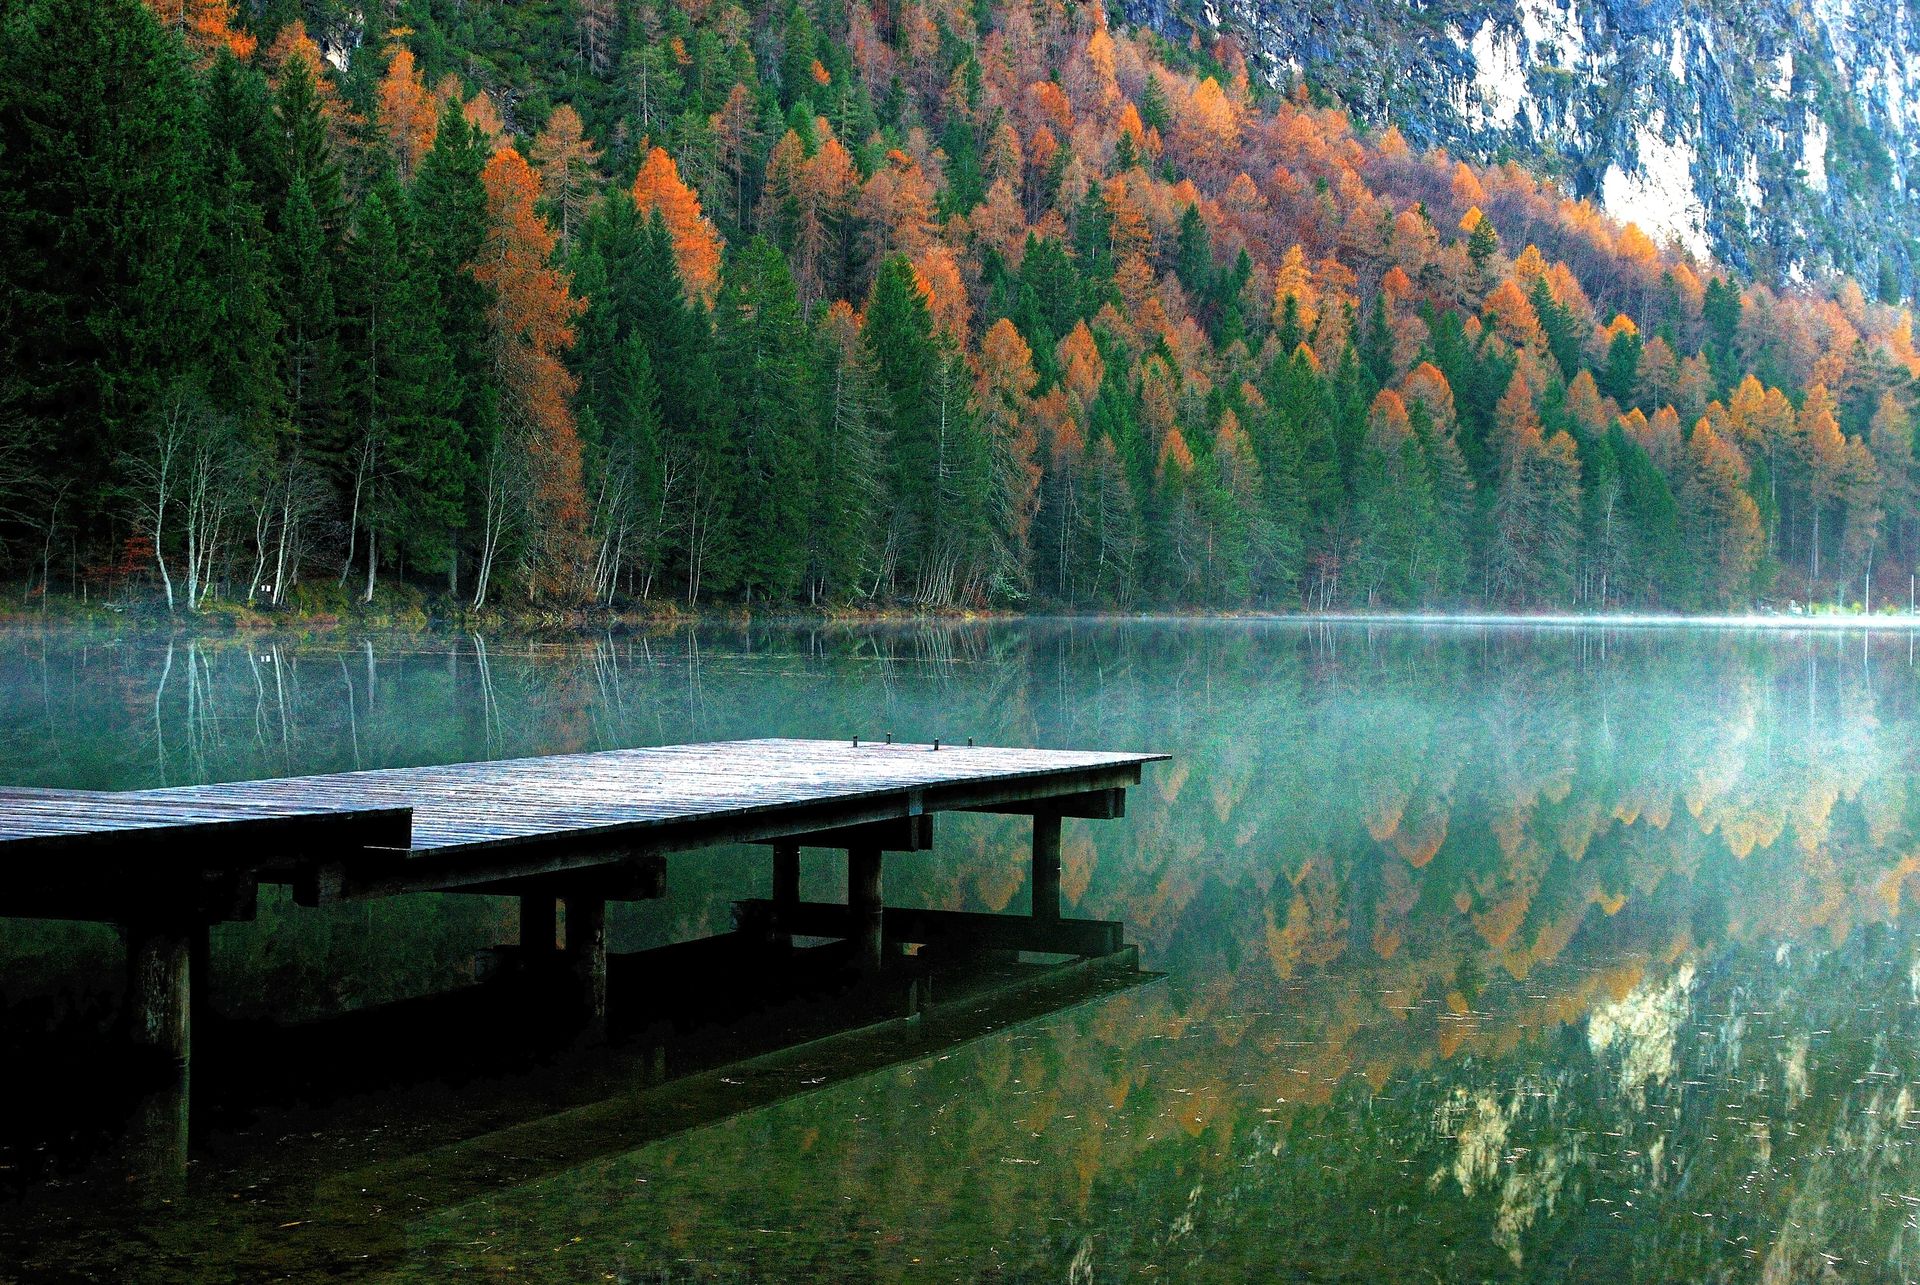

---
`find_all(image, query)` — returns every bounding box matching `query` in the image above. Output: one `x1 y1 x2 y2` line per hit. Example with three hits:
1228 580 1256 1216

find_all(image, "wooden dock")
0 739 1166 1080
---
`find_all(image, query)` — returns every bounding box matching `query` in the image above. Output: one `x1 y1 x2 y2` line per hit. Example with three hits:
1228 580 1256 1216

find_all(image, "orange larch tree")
977 318 1045 556
146 0 255 63
531 104 602 247
476 146 588 604
631 145 724 303
377 41 437 182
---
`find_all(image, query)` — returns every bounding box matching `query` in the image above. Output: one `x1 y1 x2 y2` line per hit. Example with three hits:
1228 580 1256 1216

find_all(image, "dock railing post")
1031 810 1063 924
848 845 883 972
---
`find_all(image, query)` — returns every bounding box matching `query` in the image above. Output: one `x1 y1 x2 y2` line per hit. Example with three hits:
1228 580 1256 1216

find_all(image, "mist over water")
5 620 1920 1281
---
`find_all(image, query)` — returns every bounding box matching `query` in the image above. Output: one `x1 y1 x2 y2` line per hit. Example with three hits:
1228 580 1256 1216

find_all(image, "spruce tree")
809 307 882 600
341 180 462 583
715 238 816 600
0 0 210 505
862 254 946 597
412 103 496 590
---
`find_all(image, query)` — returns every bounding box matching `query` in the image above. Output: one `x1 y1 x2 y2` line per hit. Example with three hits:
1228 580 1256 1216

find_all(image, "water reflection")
4 622 1920 1280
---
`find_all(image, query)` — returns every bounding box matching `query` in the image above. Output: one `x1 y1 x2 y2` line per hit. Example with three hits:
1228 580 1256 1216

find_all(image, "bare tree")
471 424 531 610
125 388 193 612
126 386 252 613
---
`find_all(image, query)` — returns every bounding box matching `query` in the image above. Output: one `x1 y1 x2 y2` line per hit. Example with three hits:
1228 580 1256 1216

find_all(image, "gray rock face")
1125 0 1919 290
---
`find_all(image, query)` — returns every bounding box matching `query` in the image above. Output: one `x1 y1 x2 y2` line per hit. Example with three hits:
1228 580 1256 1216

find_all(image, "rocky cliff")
1124 0 1920 292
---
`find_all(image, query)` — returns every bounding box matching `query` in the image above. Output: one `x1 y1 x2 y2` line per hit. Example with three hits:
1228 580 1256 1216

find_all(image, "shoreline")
6 592 1920 636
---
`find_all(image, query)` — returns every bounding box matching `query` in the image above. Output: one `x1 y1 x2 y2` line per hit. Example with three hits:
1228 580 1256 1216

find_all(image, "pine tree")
413 101 497 595
203 148 283 431
1606 422 1686 605
1173 204 1213 304
809 300 883 600
779 2 822 110
340 180 462 598
0 0 211 508
863 254 943 594
279 175 339 452
269 54 345 243
715 238 816 600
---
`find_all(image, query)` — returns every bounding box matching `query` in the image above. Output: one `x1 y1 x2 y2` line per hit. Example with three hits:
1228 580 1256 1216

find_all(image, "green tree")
340 180 462 593
0 0 210 511
715 238 816 600
412 102 496 593
863 254 944 595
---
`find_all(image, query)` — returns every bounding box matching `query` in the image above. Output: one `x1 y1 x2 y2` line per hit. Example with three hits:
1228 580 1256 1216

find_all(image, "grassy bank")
9 580 1920 638
0 581 1019 636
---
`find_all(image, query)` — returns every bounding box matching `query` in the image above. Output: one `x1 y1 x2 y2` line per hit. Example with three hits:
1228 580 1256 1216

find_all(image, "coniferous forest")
2 0 1918 615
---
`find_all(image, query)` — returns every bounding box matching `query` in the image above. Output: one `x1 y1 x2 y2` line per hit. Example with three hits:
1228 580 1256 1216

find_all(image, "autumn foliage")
9 0 1920 611
631 145 722 302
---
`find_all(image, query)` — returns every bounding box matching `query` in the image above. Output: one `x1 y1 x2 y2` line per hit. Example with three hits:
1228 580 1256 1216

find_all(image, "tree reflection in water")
2 621 1918 1281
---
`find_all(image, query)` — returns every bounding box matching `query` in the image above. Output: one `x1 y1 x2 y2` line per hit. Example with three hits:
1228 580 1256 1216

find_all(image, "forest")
2 0 1918 614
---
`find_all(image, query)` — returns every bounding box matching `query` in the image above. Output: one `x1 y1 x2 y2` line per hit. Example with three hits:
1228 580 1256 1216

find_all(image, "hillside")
1128 0 1920 290
0 0 1916 613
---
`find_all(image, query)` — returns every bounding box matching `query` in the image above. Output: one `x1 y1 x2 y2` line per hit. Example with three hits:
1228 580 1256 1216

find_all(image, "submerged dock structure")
0 739 1166 1080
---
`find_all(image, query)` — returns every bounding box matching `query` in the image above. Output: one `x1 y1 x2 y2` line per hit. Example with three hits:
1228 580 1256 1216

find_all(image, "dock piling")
1032 811 1062 923
124 923 193 1074
771 842 800 949
848 845 884 972
565 895 608 1026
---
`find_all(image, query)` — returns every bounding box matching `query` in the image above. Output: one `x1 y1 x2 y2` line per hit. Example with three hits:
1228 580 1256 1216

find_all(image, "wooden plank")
734 900 1125 957
748 815 933 852
963 787 1127 819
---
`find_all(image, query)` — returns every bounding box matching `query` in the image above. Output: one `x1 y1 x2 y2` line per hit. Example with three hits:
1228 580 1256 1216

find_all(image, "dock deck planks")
0 739 1165 902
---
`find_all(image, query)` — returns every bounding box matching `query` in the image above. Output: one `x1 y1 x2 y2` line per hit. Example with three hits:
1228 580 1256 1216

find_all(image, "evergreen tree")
715 238 816 600
269 55 345 242
340 180 462 588
809 302 883 600
278 175 339 450
412 102 495 591
202 148 283 431
863 254 943 593
0 0 210 506
1173 204 1212 304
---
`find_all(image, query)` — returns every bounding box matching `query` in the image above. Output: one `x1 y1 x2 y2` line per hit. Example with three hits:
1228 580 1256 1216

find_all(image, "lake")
3 620 1919 1281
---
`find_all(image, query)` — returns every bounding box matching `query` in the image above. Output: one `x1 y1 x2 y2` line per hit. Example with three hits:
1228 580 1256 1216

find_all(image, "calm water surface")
4 620 1920 1282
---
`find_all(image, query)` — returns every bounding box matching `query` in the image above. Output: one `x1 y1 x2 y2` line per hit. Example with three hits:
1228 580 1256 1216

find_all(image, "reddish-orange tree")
631 146 723 301
477 146 588 602
377 42 436 180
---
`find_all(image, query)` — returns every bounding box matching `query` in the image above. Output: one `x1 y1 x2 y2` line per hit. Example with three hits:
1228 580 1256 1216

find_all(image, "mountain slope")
0 0 1916 616
1126 0 1920 291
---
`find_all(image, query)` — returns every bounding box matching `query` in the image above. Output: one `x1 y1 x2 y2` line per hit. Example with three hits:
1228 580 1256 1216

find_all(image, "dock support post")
125 924 192 1075
1032 811 1062 923
520 894 558 955
120 921 200 1190
848 845 883 972
771 842 800 949
565 895 608 1028
188 924 212 1029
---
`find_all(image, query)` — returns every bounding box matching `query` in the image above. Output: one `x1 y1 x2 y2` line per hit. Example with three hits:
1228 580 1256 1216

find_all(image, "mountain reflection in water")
2 621 1918 1282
